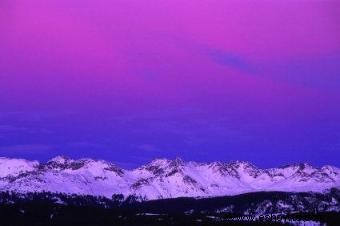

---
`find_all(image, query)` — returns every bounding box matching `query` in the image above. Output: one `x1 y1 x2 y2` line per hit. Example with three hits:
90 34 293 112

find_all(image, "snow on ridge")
48 155 71 164
0 157 39 178
0 156 339 200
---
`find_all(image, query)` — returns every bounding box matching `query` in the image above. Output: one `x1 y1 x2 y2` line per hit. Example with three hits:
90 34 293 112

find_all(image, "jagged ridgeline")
0 189 339 226
0 156 339 200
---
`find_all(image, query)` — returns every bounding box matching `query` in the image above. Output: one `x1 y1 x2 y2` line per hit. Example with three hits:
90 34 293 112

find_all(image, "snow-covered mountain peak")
168 157 185 168
90 160 125 176
146 157 184 167
48 155 73 164
282 162 314 169
207 161 224 167
146 158 172 167
227 160 257 169
0 157 39 178
0 156 339 200
141 158 185 174
138 158 168 175
43 156 125 176
321 165 339 174
276 163 320 177
44 156 76 170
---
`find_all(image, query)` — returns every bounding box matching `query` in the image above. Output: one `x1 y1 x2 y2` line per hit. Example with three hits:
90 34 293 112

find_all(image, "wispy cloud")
179 40 255 73
207 49 255 73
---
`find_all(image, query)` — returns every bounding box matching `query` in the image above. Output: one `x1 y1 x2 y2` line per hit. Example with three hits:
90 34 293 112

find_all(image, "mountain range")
0 156 339 200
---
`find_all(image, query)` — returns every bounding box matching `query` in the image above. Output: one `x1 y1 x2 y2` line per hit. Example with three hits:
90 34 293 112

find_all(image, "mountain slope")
0 156 339 200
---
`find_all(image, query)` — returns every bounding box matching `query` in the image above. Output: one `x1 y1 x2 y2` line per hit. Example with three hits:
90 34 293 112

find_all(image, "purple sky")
0 0 340 168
